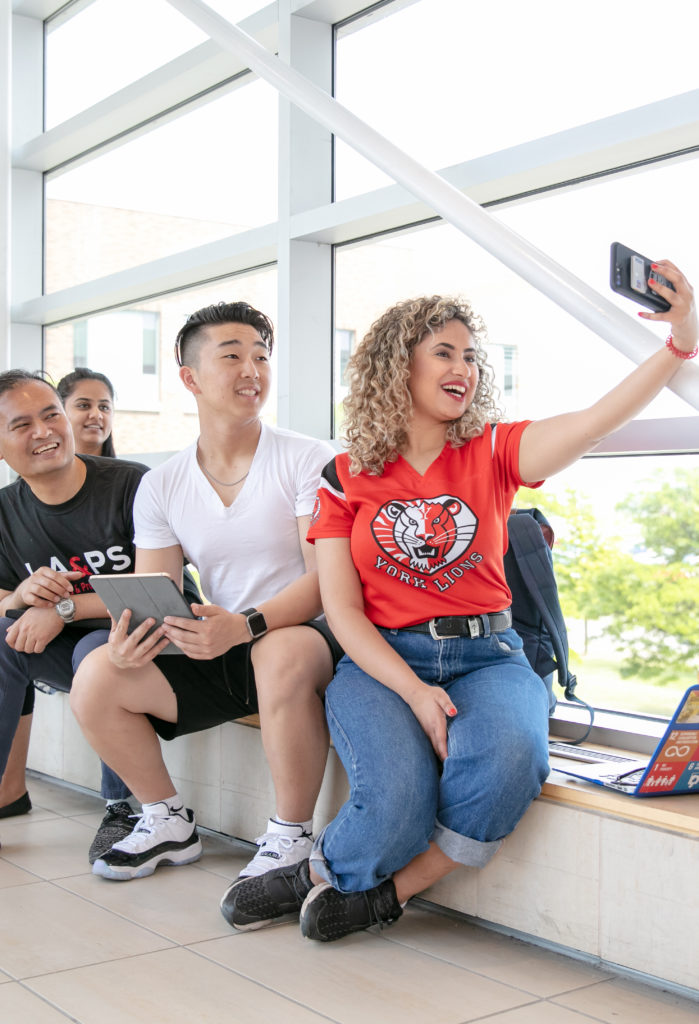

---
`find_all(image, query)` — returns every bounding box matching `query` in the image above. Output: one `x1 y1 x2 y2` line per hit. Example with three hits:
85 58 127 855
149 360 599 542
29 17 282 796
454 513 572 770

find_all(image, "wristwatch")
55 597 76 624
241 607 268 641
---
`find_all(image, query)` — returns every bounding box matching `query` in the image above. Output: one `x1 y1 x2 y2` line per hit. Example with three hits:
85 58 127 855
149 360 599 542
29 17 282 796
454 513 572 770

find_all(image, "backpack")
504 507 592 728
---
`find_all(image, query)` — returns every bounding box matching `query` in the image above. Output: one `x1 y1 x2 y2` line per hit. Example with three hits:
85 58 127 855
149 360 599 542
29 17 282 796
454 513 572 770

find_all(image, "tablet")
89 572 195 655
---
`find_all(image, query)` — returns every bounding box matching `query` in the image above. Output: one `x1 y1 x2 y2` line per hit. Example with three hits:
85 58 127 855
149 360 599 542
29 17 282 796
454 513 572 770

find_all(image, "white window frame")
4 0 699 743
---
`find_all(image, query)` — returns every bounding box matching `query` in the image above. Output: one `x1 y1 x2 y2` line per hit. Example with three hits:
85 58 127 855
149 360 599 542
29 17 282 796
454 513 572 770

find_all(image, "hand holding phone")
610 242 675 313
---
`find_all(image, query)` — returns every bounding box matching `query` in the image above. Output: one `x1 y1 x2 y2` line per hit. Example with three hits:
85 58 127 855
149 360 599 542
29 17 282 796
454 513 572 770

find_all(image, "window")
333 328 355 432
44 78 278 293
67 311 160 410
334 0 699 199
44 0 270 129
9 0 698 728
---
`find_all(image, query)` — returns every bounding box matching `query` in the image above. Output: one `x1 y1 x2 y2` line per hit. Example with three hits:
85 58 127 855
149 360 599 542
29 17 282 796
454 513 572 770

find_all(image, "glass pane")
45 79 277 293
45 0 269 129
334 154 699 429
45 0 208 129
519 454 699 718
44 267 278 458
335 0 699 199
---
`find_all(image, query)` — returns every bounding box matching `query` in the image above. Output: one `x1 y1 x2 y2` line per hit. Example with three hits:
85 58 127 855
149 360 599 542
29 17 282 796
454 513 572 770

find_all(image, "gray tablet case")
89 573 194 655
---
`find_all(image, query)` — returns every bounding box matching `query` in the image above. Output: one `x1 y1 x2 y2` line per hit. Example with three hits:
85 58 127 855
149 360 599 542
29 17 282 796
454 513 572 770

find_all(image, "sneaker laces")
254 832 297 856
115 811 173 852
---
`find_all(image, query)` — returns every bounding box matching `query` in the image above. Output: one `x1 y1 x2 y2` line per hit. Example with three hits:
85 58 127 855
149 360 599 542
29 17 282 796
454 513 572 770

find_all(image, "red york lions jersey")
307 421 540 628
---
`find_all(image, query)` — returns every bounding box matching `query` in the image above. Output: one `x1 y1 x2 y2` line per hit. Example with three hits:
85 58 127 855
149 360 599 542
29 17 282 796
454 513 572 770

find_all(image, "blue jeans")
0 620 129 801
310 627 550 893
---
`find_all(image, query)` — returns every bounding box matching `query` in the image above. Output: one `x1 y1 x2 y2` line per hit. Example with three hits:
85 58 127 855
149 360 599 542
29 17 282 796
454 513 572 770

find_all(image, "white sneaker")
92 801 202 881
238 819 313 878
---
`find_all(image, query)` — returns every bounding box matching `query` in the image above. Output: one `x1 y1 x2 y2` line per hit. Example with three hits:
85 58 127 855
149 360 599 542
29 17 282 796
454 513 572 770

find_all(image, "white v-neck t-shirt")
133 423 334 612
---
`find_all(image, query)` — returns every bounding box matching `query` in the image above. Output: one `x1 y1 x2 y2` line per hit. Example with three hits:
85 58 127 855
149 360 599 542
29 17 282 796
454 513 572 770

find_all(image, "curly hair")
343 295 502 475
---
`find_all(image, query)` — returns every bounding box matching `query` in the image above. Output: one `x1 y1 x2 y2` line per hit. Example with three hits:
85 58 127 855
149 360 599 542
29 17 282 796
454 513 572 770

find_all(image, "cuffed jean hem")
431 819 501 868
310 819 501 892
309 830 364 893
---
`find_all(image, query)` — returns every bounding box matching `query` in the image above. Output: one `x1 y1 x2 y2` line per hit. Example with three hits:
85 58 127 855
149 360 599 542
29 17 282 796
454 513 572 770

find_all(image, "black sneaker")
88 801 135 864
220 857 313 931
300 879 403 942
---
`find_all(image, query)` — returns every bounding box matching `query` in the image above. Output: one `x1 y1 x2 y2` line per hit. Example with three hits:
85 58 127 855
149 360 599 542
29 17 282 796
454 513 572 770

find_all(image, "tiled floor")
1 776 697 1024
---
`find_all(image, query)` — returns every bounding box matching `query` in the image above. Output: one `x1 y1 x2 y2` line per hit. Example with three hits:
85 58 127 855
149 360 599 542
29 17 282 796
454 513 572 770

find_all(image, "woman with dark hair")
222 260 697 941
57 368 116 458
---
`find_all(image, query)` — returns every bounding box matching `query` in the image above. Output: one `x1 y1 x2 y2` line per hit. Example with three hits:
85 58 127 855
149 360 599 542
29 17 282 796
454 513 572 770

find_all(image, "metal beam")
12 225 277 326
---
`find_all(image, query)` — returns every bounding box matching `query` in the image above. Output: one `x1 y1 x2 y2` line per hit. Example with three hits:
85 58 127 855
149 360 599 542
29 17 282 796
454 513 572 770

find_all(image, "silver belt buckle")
429 618 460 640
468 617 481 638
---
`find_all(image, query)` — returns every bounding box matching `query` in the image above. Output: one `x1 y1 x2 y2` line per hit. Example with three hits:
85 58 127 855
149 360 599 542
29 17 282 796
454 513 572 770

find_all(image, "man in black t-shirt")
0 370 147 860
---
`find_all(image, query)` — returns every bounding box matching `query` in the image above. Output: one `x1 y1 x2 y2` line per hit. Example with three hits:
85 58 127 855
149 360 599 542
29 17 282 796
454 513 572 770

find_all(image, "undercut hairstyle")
0 369 60 402
57 367 116 458
343 295 502 476
174 300 275 368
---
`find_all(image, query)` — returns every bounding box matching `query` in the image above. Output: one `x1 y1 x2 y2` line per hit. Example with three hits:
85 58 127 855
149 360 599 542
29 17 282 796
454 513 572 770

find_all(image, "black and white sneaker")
238 819 313 878
88 801 135 865
220 857 313 931
300 879 403 942
92 802 202 881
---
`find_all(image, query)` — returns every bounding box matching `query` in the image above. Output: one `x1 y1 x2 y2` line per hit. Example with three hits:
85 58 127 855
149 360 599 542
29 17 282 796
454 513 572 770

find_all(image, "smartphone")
610 242 673 313
89 572 195 655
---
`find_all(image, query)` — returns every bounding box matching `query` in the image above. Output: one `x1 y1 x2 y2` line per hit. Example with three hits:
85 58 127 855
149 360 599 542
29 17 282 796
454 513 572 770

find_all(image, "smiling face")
181 321 272 422
63 379 114 456
0 379 76 481
407 318 479 430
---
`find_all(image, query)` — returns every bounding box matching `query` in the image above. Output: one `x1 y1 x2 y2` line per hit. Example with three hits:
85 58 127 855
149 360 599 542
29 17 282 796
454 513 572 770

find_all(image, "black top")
0 454 147 595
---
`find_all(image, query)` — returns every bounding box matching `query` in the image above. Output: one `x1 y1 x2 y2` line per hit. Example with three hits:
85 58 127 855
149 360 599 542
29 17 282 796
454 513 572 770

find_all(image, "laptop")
548 684 699 796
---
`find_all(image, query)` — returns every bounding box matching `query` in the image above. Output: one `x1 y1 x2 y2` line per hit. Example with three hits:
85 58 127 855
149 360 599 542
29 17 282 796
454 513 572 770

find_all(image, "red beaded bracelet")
665 334 698 360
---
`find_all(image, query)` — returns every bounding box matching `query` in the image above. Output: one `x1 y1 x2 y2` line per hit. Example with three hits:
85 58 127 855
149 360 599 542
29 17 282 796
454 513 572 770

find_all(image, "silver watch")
55 597 76 624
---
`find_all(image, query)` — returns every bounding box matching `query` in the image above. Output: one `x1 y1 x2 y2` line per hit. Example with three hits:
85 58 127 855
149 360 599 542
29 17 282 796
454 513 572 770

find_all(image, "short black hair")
174 301 275 367
0 369 60 401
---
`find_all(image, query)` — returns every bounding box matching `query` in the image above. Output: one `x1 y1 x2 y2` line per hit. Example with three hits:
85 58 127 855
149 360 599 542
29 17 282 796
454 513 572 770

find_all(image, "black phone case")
610 242 672 313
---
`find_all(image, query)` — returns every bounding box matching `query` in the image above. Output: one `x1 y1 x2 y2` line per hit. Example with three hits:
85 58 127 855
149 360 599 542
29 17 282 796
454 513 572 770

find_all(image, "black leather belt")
402 608 512 640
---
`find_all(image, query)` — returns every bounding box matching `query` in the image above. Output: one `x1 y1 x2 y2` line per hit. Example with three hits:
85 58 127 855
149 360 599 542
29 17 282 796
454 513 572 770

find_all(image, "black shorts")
147 617 342 741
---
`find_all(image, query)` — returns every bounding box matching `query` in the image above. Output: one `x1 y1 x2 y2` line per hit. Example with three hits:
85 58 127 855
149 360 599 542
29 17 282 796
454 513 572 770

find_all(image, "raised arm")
519 260 697 483
315 536 456 759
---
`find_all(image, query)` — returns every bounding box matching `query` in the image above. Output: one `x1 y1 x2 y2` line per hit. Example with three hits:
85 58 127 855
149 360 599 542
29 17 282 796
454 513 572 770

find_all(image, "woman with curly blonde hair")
225 265 697 942
343 295 500 476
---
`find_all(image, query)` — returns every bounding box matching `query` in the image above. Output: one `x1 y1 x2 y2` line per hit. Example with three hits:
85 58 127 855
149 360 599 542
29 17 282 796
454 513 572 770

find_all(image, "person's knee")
253 628 332 704
69 646 115 724
505 718 549 784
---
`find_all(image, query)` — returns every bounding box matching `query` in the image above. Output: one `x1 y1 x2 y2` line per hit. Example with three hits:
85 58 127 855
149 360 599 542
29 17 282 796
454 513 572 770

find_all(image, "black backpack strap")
508 509 594 738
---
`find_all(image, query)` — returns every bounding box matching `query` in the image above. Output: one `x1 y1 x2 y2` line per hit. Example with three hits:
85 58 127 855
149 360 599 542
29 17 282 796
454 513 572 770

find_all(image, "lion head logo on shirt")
371 495 477 575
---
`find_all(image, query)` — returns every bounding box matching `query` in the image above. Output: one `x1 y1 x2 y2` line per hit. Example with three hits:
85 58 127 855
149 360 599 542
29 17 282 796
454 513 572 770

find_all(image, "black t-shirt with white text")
0 454 147 596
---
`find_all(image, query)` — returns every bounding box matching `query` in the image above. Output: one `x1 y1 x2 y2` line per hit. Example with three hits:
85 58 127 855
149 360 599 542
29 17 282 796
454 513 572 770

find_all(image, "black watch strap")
241 606 268 640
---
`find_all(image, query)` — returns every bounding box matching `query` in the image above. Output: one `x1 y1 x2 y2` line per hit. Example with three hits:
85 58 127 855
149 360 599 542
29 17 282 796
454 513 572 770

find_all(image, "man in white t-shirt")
70 301 341 883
